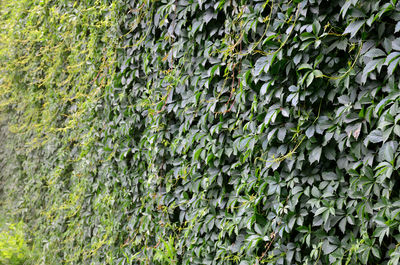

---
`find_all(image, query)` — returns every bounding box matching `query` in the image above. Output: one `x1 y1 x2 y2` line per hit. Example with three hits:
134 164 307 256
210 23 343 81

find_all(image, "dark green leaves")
343 20 365 38
2 0 400 265
367 130 383 144
309 146 322 164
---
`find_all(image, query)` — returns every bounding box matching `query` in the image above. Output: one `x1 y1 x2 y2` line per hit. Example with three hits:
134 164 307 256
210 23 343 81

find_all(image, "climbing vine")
2 0 400 264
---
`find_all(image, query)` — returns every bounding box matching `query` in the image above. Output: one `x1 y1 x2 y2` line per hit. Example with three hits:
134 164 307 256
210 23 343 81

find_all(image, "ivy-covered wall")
1 0 400 264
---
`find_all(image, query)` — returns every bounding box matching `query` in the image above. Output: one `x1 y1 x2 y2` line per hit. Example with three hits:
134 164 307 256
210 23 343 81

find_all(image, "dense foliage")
2 0 400 264
0 218 34 265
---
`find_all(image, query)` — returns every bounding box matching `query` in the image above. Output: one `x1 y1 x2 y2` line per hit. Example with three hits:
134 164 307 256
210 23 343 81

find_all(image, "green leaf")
385 52 400 65
293 54 302 65
396 21 400 33
204 10 214 24
367 130 383 144
382 141 398 162
312 21 321 35
309 146 322 164
322 240 337 255
306 72 314 87
339 218 347 233
388 57 400 76
364 48 386 58
306 126 315 138
394 125 400 137
393 39 400 51
254 56 268 76
277 127 286 142
260 82 271 96
343 20 365 38
313 70 323 78
194 148 202 160
361 59 383 84
315 207 327 216
321 172 337 181
298 63 313 70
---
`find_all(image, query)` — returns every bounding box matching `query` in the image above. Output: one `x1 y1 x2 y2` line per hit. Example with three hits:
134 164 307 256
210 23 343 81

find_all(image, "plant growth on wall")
1 0 400 264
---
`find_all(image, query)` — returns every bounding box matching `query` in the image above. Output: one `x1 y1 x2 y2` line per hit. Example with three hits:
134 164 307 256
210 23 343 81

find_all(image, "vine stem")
321 41 363 80
241 2 301 57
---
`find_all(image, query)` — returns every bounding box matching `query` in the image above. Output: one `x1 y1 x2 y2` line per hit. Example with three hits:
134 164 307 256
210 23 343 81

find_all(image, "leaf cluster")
2 0 400 264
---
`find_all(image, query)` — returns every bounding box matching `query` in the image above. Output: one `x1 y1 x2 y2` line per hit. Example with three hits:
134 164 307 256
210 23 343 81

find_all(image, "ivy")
2 0 400 264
